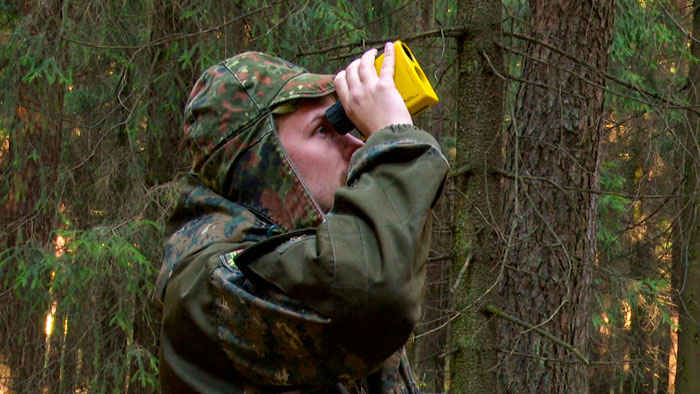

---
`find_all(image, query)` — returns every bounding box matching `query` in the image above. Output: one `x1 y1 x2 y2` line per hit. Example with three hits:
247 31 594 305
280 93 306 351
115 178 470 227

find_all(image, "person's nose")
340 133 364 161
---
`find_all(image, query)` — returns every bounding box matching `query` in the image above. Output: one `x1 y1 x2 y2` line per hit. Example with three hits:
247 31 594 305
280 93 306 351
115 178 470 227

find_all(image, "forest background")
2 0 700 393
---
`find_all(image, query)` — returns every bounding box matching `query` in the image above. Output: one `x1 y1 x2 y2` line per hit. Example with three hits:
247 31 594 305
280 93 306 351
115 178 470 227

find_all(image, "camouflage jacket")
153 52 449 393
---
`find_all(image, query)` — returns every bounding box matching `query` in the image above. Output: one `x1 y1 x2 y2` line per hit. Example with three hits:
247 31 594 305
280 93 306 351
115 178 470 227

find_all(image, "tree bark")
674 1 700 392
0 1 67 391
448 0 503 392
499 1 613 392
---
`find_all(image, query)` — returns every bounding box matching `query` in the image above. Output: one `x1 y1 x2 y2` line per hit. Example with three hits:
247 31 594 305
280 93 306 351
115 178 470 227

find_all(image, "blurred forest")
2 0 700 392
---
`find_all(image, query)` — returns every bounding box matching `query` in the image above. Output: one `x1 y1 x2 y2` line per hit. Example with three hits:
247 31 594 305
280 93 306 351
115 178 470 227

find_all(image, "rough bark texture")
498 1 613 392
449 0 503 392
674 1 700 392
2 0 64 247
1 2 66 391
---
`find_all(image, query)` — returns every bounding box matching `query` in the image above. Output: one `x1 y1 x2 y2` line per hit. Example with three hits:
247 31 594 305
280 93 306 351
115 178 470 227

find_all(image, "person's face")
276 95 364 213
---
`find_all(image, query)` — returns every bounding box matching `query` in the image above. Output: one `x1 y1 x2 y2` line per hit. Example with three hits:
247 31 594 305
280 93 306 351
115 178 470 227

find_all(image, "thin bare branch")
485 305 590 366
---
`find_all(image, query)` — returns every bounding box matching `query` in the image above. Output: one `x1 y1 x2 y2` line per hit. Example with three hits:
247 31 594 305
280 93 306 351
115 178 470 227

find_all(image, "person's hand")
334 42 412 138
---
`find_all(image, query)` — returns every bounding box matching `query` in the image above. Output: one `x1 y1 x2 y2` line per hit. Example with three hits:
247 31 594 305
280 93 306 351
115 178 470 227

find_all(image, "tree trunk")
448 0 503 392
674 1 700 392
1 1 66 391
498 1 613 392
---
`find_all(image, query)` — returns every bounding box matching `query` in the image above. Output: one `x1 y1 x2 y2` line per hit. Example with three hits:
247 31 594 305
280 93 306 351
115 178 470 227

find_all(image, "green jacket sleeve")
159 124 448 391
237 124 449 369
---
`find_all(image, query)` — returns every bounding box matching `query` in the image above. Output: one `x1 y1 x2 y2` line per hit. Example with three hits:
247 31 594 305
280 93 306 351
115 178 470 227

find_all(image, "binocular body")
325 41 439 135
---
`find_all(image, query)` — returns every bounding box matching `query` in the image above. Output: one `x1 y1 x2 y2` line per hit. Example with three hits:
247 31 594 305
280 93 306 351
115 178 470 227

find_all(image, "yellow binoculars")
325 41 439 135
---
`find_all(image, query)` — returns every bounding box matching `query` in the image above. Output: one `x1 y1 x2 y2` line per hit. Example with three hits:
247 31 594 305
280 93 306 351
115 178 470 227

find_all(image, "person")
153 42 449 393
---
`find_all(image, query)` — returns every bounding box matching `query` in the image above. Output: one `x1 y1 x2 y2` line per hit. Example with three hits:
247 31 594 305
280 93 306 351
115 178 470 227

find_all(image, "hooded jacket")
154 52 449 393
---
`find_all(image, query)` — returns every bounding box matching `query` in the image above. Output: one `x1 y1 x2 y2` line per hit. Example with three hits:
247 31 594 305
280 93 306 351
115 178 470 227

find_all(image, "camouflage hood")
185 51 336 230
153 52 336 306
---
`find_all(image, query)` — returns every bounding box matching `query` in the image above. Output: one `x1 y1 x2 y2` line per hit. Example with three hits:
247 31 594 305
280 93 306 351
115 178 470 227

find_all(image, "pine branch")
295 27 469 58
502 32 700 114
450 164 687 200
58 0 289 50
302 1 414 48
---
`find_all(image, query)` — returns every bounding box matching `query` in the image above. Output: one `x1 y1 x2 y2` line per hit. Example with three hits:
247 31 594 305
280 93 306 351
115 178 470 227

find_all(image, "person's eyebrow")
312 111 325 122
310 107 331 127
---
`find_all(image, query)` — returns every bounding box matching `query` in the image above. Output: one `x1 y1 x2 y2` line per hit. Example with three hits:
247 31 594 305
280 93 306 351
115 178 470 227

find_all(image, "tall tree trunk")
1 1 66 391
498 1 613 392
2 0 64 247
449 0 503 392
674 1 700 392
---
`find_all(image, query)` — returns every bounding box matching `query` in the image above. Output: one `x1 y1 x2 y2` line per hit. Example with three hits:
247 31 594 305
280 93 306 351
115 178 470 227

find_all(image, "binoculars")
325 41 439 135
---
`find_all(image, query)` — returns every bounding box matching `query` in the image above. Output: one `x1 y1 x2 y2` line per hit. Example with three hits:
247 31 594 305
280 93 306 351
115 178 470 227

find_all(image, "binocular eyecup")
324 101 355 135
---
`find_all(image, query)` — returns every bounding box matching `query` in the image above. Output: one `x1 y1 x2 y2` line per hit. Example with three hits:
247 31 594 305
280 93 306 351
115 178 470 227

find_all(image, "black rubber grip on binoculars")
325 101 355 135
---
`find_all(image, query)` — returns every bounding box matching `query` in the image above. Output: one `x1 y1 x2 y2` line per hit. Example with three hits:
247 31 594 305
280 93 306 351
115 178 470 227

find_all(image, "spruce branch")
502 32 700 114
295 27 470 58
58 0 289 50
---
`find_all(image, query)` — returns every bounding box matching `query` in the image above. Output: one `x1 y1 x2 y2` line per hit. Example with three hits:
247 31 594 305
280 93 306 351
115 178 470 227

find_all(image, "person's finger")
379 42 395 83
358 48 379 83
334 70 349 102
344 57 363 93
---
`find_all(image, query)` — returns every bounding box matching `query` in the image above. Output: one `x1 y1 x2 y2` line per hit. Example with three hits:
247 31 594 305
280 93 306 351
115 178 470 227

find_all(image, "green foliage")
594 277 675 331
598 161 631 258
130 344 160 390
0 220 162 391
608 0 687 112
0 1 22 28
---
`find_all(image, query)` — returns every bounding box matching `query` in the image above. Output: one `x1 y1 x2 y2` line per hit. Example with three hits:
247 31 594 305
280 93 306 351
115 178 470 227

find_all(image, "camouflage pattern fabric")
185 52 335 231
155 51 449 393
